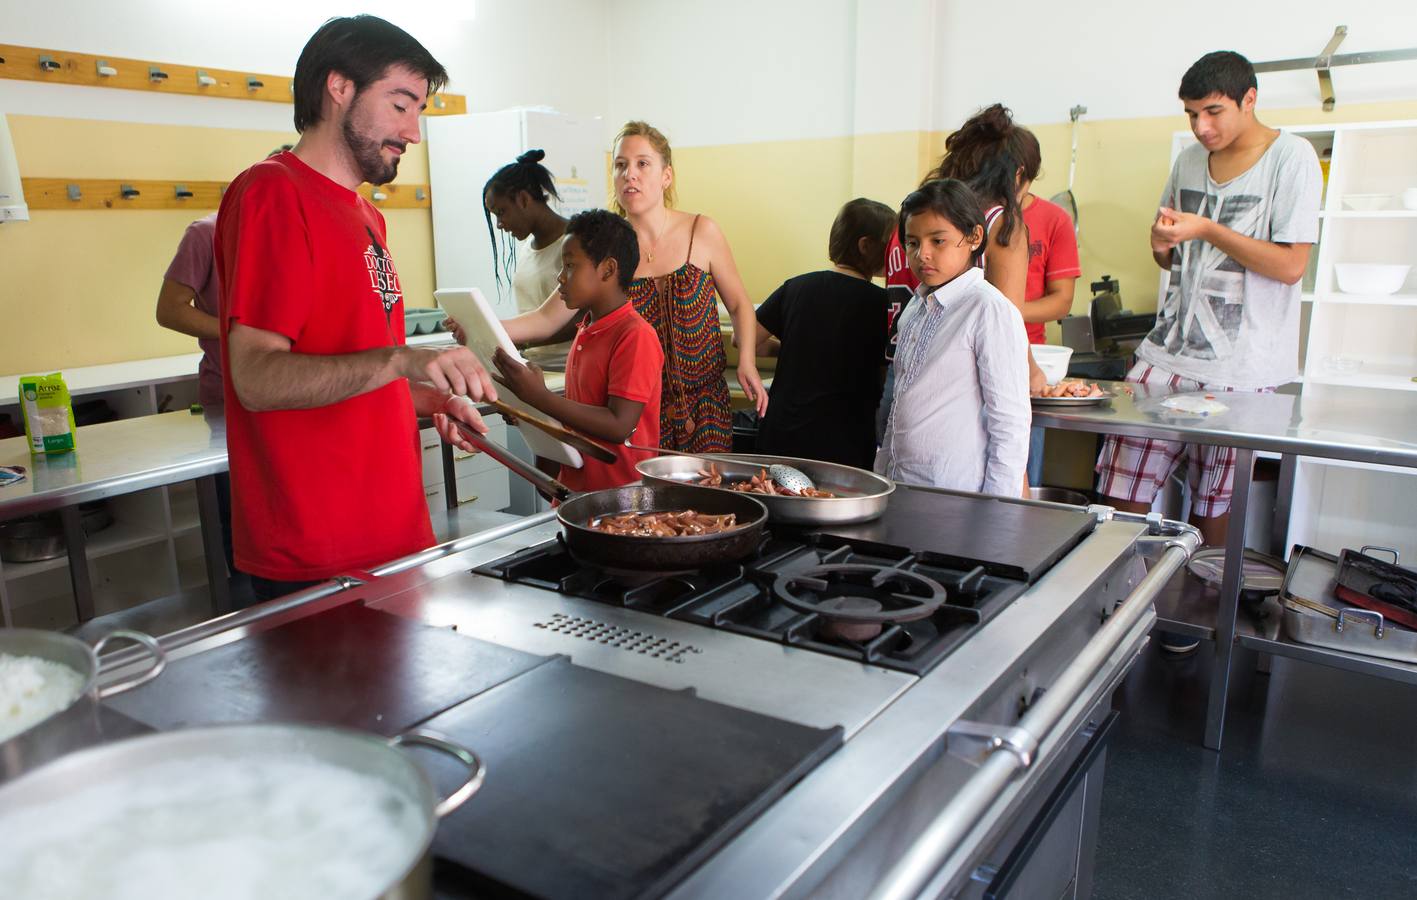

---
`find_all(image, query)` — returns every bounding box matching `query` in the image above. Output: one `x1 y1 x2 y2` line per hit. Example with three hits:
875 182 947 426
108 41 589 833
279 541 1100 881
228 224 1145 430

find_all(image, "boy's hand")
1152 207 1211 246
493 347 548 402
443 317 468 346
432 395 488 455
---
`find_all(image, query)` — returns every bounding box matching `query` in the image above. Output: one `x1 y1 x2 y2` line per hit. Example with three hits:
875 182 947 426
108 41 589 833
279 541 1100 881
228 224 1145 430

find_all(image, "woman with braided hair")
481 148 569 315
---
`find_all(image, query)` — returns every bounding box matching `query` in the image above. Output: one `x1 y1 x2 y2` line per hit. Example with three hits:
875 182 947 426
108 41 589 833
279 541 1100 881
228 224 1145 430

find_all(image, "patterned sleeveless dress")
627 216 733 452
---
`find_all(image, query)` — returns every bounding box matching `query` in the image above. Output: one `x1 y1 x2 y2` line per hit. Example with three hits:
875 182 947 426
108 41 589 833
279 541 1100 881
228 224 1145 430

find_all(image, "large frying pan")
450 422 768 572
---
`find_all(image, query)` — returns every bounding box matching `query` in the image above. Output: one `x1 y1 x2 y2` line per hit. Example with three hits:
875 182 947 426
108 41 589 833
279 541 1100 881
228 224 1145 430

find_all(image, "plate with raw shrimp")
1030 380 1113 407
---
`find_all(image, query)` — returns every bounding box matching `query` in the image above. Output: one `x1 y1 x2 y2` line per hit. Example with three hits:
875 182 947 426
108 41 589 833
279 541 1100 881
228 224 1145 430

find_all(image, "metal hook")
38 54 61 72
246 77 264 91
148 66 168 82
66 184 82 202
120 184 140 199
174 184 193 199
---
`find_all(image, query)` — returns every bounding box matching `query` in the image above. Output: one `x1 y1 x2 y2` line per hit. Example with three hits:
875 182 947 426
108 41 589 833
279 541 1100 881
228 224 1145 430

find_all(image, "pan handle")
1359 546 1400 565
451 419 572 503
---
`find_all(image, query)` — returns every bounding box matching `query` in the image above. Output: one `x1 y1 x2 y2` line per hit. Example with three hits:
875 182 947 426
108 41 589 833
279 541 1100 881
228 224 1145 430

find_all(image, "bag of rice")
18 373 77 455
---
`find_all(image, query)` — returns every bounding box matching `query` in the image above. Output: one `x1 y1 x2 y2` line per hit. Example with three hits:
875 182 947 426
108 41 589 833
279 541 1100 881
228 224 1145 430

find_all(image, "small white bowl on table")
1031 344 1074 385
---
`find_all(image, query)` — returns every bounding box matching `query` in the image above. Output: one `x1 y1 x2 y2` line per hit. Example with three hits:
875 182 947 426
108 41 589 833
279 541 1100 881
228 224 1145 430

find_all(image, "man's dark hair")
292 15 449 133
1179 51 1257 105
567 210 640 291
899 179 988 267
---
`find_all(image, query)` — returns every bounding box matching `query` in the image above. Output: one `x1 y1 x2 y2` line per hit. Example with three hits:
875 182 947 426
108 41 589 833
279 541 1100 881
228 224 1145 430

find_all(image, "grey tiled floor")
1095 642 1417 899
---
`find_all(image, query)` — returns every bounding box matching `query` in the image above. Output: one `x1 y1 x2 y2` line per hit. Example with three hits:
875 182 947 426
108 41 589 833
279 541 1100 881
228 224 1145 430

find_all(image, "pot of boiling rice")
0 723 485 900
0 627 165 781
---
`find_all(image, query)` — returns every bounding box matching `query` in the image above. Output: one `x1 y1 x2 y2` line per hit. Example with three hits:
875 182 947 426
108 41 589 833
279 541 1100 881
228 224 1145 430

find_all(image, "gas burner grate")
476 534 1027 675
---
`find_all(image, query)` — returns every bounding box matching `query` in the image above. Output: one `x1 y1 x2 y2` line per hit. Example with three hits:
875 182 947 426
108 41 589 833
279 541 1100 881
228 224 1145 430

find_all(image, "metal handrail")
869 524 1200 900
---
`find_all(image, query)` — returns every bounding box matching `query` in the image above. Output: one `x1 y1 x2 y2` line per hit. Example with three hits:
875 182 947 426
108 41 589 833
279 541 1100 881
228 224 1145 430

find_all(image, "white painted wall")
604 0 859 148
4 0 1415 149
0 0 610 130
933 1 1417 127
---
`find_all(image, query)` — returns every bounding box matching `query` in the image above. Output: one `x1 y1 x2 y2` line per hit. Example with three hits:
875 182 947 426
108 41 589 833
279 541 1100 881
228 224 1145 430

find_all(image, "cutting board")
417 658 842 900
105 604 549 736
815 484 1096 583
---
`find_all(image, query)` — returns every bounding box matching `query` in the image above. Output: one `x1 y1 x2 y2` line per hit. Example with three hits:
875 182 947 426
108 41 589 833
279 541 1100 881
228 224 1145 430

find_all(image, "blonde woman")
504 121 767 452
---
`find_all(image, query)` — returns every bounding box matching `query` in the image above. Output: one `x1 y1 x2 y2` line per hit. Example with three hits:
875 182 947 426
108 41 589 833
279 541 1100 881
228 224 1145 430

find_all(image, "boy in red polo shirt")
475 210 663 491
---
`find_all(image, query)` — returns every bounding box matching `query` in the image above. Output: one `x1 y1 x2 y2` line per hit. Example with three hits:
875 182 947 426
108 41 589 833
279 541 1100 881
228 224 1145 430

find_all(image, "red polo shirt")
559 301 663 492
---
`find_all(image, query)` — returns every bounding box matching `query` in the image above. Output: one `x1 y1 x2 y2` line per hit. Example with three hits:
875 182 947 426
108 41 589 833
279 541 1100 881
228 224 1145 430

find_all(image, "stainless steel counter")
1031 381 1417 465
1032 380 1417 751
0 410 227 520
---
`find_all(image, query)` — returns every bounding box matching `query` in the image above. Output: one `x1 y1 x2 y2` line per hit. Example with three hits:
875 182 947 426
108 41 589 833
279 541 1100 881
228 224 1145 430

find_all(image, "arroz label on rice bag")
19 372 78 455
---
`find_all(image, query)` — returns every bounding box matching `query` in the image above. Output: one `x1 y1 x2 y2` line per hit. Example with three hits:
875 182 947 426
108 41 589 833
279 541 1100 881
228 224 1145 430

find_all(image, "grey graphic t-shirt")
1138 131 1321 389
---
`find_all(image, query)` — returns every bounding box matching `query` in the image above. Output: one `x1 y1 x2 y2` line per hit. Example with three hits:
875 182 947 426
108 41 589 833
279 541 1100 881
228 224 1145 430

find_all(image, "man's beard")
342 101 400 186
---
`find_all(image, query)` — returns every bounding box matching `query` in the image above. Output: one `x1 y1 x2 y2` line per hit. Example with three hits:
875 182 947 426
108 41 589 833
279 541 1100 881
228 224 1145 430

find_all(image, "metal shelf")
1237 629 1417 686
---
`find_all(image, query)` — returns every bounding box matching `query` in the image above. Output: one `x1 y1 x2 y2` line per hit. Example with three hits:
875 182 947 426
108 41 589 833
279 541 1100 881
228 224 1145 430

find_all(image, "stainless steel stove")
94 488 1198 900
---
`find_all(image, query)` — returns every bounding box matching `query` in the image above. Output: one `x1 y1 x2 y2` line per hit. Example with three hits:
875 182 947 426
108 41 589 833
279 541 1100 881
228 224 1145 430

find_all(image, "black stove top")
475 529 1029 676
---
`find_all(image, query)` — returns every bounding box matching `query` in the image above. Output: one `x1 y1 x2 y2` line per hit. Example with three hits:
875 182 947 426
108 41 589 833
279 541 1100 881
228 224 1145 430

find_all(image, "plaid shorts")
1095 362 1274 519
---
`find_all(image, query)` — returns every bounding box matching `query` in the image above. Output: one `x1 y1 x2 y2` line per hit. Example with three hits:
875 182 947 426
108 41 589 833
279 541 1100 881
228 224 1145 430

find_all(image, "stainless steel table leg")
1203 447 1255 751
59 505 95 622
195 475 231 615
1272 453 1298 557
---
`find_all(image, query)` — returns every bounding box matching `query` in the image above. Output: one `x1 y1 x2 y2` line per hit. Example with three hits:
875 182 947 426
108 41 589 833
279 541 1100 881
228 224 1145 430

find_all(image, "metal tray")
1279 545 1417 664
635 453 894 525
1029 393 1112 407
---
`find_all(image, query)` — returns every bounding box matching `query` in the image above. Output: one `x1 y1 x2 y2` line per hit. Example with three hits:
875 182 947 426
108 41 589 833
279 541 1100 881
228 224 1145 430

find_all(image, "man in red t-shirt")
452 210 663 492
216 16 495 602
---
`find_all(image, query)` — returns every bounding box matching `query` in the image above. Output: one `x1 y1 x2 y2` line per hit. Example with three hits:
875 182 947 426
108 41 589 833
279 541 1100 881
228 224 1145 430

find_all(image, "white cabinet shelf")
1320 210 1417 219
1320 292 1417 307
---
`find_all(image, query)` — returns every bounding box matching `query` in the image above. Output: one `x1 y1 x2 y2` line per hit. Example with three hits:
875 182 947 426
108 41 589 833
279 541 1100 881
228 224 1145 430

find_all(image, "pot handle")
390 729 486 818
93 629 167 699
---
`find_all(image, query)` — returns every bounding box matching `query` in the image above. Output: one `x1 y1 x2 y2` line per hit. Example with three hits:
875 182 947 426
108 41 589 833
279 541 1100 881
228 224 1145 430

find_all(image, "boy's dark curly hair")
566 210 640 290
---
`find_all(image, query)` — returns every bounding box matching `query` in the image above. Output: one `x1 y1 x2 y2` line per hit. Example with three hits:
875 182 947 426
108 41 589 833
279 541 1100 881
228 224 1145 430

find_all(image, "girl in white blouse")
875 179 1031 496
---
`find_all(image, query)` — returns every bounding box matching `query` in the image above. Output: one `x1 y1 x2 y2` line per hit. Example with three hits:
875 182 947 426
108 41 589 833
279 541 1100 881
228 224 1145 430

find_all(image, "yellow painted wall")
1 115 436 375
672 100 1417 323
8 100 1417 377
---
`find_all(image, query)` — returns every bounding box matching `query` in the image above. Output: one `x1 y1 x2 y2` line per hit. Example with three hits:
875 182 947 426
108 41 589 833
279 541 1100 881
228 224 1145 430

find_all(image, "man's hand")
398 346 497 402
1152 207 1212 246
432 395 489 454
493 347 548 402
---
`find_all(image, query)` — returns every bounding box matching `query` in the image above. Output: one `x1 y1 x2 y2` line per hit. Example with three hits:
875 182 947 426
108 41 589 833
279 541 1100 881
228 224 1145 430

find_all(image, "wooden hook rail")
21 178 431 210
0 43 467 115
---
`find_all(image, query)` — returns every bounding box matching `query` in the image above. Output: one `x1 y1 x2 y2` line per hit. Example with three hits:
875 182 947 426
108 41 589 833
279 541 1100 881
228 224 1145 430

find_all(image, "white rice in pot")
0 751 428 900
0 653 86 743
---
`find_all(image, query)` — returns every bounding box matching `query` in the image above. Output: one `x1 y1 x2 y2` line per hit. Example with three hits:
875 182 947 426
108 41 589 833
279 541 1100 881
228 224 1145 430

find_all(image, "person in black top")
747 198 896 469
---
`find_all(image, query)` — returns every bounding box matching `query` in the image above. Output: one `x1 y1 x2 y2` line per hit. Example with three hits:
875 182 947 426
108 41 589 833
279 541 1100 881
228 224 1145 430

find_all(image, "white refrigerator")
426 109 605 317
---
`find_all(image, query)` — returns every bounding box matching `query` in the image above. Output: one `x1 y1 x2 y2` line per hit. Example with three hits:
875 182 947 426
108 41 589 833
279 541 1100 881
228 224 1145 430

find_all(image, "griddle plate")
815 484 1096 583
105 604 549 735
419 658 842 900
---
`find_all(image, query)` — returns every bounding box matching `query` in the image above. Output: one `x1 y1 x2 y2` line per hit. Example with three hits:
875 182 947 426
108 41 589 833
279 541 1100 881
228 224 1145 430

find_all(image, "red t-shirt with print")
883 231 920 363
1021 196 1082 344
559 301 664 492
215 151 433 581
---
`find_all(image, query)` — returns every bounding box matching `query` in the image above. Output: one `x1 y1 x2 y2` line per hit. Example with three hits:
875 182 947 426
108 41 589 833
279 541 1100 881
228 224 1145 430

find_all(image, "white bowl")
1341 194 1392 211
1031 344 1074 384
1333 263 1411 296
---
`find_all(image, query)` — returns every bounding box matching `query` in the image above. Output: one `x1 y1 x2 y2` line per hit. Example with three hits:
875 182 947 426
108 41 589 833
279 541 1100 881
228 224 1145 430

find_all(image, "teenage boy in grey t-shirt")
1097 51 1321 571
